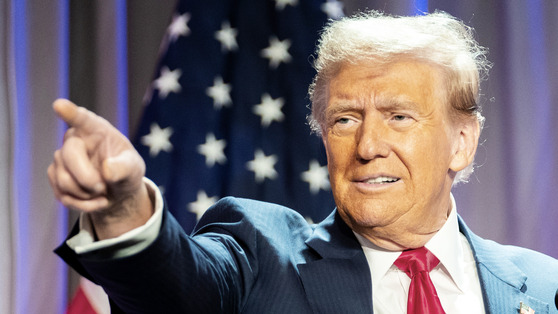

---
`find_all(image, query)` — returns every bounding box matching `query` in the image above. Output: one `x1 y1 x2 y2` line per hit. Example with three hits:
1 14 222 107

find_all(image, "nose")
356 118 390 162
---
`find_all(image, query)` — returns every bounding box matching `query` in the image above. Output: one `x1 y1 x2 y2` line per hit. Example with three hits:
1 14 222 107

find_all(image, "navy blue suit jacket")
56 197 558 313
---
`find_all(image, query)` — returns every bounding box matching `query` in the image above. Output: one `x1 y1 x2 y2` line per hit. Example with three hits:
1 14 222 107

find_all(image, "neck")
356 228 438 251
349 200 453 251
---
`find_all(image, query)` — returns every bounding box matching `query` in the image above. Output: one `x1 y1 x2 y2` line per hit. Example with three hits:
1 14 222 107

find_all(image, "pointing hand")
48 99 152 239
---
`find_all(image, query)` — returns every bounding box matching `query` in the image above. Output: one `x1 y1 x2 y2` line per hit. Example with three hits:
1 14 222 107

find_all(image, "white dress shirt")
354 195 485 314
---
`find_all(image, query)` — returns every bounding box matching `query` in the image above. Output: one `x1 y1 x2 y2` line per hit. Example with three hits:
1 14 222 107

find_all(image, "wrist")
90 182 154 240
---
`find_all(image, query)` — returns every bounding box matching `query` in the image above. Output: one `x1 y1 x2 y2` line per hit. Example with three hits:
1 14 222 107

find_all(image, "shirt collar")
425 194 467 292
354 193 467 293
354 232 400 294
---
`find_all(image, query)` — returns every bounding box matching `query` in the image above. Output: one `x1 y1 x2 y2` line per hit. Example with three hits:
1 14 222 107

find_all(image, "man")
50 11 558 313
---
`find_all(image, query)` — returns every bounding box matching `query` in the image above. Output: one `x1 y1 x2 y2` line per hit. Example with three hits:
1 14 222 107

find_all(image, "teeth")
365 176 399 184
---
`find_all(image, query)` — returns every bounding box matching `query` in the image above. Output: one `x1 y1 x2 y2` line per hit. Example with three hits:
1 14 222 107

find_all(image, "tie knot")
394 247 440 277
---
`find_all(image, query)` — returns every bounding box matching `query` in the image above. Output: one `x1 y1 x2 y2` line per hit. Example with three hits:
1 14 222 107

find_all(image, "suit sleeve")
55 200 258 313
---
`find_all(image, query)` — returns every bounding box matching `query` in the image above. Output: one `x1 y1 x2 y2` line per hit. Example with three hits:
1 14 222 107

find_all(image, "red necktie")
394 247 446 314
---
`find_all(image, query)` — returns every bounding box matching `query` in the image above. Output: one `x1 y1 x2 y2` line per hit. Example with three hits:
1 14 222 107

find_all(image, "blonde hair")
308 10 490 184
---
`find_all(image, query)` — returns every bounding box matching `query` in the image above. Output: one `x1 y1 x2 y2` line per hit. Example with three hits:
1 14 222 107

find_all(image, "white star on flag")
301 160 330 194
253 93 284 127
135 0 338 234
197 133 227 167
206 76 232 109
261 37 292 69
215 21 238 52
141 123 173 157
168 13 191 42
321 0 344 19
153 66 182 99
247 149 278 183
274 0 298 10
188 190 218 221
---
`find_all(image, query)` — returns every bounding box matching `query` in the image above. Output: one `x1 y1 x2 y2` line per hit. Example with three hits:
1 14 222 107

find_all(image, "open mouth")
363 176 400 184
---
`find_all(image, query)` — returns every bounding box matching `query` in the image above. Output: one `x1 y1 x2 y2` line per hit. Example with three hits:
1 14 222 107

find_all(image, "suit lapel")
297 212 551 314
298 210 373 314
459 217 550 314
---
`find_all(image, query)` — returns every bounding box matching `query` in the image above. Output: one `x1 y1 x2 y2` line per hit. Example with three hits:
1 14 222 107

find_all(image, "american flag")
133 0 344 233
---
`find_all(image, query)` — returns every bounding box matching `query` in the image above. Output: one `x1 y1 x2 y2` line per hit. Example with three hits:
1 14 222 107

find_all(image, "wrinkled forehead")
327 60 450 110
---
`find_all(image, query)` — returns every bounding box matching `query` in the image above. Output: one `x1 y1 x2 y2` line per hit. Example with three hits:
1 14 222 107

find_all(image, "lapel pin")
520 302 535 314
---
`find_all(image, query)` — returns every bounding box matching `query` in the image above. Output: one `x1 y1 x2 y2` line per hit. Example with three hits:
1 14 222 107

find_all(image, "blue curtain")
2 0 127 313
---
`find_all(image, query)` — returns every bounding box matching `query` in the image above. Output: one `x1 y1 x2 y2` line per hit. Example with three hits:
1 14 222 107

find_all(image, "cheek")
403 133 453 178
324 139 353 186
325 151 344 183
324 137 350 165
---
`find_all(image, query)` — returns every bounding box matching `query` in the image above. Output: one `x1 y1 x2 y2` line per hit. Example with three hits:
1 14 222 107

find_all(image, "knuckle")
62 136 84 151
54 150 62 163
63 127 76 141
56 170 75 192
47 174 62 200
47 164 55 177
59 195 74 209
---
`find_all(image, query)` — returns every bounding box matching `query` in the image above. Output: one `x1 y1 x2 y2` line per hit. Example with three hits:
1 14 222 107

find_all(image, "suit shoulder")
461 217 558 279
193 197 314 240
507 245 558 276
472 235 558 289
480 237 558 267
198 196 309 223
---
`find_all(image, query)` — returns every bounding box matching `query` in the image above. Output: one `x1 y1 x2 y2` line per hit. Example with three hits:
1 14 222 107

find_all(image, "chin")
338 204 398 230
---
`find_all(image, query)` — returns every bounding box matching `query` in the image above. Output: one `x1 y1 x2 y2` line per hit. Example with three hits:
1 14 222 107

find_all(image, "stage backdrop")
2 0 557 313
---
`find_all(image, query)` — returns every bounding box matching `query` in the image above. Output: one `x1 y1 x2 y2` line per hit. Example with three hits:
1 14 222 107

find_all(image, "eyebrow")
374 96 419 112
324 101 364 119
325 94 419 118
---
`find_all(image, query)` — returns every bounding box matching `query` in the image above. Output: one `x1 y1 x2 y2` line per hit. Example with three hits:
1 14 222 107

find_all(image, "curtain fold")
6 0 69 313
0 1 15 313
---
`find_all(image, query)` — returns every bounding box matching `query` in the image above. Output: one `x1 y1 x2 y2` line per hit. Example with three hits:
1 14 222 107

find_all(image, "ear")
449 118 480 172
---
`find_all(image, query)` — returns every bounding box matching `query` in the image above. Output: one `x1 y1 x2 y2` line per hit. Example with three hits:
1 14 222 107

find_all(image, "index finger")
53 98 104 133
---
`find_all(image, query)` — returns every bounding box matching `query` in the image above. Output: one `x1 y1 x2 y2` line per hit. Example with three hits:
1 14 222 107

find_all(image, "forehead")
327 61 448 112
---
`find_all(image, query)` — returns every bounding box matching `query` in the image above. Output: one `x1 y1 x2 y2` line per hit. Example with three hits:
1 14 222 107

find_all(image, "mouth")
356 175 401 185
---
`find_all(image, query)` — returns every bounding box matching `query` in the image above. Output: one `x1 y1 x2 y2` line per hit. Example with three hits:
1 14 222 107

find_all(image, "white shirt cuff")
65 177 164 258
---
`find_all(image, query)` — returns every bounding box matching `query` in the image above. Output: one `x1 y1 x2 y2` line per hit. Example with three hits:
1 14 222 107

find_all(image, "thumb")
102 149 146 186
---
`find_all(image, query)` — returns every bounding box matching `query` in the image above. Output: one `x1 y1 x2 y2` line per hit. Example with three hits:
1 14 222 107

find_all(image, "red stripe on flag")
66 285 98 314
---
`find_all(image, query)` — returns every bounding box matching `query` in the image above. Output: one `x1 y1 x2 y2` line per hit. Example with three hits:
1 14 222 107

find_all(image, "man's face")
323 61 472 250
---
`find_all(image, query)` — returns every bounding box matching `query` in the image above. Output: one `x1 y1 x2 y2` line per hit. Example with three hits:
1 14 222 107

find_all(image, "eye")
335 116 359 127
392 114 408 121
387 113 415 130
328 115 360 136
337 117 351 124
